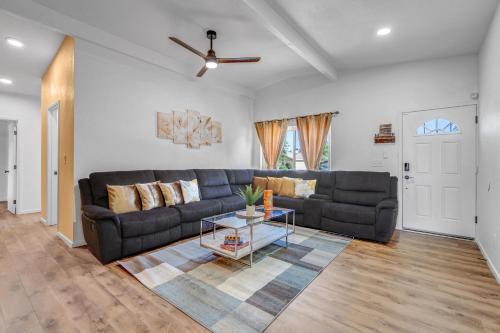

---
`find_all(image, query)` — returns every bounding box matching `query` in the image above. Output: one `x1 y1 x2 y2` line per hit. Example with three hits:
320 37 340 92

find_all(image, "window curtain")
254 119 288 169
296 112 333 170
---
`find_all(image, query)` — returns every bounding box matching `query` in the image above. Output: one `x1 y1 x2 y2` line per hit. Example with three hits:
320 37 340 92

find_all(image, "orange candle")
263 190 273 211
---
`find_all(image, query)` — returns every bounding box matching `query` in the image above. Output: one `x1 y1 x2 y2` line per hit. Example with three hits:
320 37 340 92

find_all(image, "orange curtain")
296 113 333 170
254 119 288 169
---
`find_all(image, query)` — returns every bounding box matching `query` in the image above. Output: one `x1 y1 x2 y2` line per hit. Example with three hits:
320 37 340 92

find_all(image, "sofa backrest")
225 169 254 194
253 169 335 197
89 170 156 208
153 169 197 183
194 169 233 200
333 171 391 206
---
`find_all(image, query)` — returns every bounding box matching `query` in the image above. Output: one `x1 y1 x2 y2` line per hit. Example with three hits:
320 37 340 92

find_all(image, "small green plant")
237 185 263 206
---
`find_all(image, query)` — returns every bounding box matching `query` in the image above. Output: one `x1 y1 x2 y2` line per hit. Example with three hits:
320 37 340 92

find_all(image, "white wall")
254 54 479 228
72 39 255 243
477 3 500 283
0 93 41 213
0 122 8 201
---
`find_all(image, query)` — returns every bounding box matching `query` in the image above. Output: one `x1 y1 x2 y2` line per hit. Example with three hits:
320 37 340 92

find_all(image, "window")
275 124 331 170
416 118 460 136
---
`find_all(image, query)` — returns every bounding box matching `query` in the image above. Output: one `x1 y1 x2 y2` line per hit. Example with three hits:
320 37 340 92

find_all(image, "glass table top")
201 206 294 230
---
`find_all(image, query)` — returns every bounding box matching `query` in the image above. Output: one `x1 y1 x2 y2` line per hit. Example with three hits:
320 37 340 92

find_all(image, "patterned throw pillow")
159 182 184 206
267 177 283 195
179 179 200 204
294 179 317 198
107 184 141 214
279 177 302 197
136 181 165 210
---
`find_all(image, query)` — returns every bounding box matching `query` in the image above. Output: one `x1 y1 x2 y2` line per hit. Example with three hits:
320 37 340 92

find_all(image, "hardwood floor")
1 203 499 333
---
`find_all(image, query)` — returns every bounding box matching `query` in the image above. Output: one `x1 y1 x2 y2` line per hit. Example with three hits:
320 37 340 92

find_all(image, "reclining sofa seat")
78 168 398 263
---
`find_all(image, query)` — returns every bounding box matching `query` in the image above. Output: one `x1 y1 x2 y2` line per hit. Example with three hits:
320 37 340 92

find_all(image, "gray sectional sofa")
78 169 398 263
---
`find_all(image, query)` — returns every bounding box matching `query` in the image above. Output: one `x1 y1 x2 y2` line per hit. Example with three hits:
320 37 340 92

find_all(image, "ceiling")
0 10 63 96
0 0 498 96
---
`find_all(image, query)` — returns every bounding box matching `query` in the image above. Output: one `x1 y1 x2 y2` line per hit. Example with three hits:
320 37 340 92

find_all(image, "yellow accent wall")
41 36 75 240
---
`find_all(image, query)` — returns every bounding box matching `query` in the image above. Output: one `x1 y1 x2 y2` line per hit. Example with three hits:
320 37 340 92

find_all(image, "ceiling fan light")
206 59 218 69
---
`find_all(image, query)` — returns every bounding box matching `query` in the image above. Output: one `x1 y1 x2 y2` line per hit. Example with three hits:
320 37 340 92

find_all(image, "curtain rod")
255 111 340 123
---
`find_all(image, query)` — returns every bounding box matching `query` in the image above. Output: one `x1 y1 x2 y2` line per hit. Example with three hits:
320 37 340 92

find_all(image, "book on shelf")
220 241 249 251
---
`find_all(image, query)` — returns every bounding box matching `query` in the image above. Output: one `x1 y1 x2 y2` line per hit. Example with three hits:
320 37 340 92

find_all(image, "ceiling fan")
169 30 261 77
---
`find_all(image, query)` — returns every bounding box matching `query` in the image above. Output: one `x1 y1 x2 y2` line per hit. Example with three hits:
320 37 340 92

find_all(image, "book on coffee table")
220 241 249 251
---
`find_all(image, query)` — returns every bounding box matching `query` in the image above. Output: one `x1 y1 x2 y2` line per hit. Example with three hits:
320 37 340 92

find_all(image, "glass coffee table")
199 206 295 267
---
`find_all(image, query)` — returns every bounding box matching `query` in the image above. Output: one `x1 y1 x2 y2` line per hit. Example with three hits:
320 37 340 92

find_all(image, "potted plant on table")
237 185 263 216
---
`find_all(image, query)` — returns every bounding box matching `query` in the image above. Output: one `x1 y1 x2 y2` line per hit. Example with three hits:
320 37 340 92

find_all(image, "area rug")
119 227 351 333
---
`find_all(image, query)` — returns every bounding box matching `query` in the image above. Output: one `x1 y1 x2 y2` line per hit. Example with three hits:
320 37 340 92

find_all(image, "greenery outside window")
274 124 331 170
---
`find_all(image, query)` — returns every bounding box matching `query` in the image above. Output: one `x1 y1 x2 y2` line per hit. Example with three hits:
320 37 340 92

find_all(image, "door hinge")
475 216 478 224
13 200 16 205
13 130 17 135
475 115 478 124
13 165 16 170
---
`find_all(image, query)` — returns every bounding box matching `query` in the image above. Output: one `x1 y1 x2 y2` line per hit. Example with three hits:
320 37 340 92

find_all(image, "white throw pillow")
179 179 200 203
294 179 316 198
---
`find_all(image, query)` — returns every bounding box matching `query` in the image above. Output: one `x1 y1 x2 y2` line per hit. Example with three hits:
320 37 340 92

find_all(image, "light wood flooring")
0 202 499 333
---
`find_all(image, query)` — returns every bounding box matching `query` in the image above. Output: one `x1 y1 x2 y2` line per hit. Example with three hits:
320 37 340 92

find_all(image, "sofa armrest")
309 194 331 201
376 198 398 213
82 205 116 220
375 198 398 243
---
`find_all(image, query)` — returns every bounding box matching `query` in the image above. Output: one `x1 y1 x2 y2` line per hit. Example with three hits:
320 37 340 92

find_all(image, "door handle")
4 170 9 174
404 175 414 180
54 171 58 175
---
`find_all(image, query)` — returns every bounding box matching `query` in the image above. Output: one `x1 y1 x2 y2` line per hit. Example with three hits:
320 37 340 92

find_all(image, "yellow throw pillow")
267 177 283 195
252 176 268 192
159 182 184 206
107 184 141 214
294 179 317 198
136 181 165 210
180 179 200 204
279 177 302 197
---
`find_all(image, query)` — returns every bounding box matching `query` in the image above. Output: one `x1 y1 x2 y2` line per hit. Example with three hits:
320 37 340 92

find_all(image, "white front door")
6 122 17 214
402 105 477 238
47 102 59 226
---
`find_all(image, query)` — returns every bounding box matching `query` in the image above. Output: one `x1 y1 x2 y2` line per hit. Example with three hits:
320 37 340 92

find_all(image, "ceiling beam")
242 0 337 81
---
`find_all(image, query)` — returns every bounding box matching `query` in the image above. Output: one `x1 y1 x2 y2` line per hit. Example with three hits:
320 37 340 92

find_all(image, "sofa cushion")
174 200 222 222
273 196 305 214
194 169 233 200
225 169 254 193
333 171 390 206
118 207 180 238
218 195 246 213
90 170 156 208
322 202 375 225
154 169 197 183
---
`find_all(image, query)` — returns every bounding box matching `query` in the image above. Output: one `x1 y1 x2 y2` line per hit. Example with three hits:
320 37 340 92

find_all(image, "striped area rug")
119 226 351 333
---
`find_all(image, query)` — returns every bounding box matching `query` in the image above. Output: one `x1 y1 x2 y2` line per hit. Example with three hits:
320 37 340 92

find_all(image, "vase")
263 190 273 211
246 205 255 217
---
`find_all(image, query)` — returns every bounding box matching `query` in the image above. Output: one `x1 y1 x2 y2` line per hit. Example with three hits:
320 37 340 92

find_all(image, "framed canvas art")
157 112 173 139
212 121 222 143
173 110 188 144
200 115 212 145
187 110 201 149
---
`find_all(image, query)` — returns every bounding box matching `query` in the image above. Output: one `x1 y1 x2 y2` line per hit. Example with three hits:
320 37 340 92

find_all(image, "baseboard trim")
17 209 41 214
57 232 87 248
476 239 500 285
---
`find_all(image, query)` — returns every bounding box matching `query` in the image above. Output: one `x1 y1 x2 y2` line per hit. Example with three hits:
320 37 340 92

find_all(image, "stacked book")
220 234 249 251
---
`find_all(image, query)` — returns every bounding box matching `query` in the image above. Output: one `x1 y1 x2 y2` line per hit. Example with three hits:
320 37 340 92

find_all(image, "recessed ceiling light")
377 27 392 36
5 37 24 48
0 78 13 85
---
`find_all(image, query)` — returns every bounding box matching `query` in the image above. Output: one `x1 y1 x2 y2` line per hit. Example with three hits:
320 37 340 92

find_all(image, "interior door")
402 105 477 238
47 102 59 226
6 122 17 214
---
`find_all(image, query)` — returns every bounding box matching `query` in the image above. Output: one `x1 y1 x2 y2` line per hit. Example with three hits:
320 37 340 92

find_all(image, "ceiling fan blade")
169 37 206 59
218 57 261 63
196 66 208 77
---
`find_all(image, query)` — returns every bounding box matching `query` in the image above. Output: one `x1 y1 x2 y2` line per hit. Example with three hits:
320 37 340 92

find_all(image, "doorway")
402 105 477 238
0 120 18 214
46 102 59 226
